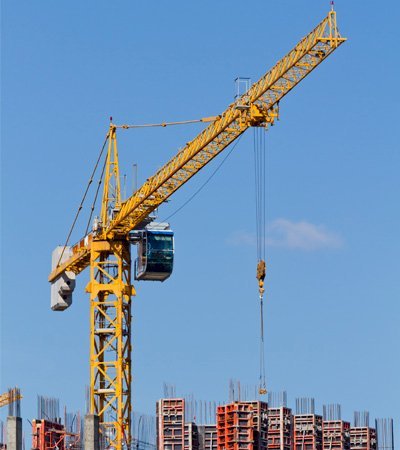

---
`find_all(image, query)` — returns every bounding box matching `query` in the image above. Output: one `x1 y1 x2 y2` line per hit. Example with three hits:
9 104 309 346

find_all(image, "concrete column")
84 414 100 450
7 416 22 450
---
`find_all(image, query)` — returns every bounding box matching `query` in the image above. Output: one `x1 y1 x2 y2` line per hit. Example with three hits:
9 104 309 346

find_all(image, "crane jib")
105 11 346 237
48 10 345 284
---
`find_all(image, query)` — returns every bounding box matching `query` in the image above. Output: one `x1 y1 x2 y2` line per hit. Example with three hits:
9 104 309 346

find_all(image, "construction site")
1 1 398 450
0 386 396 450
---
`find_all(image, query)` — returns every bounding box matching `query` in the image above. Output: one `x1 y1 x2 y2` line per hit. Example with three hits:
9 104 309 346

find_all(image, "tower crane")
48 9 346 449
0 388 22 409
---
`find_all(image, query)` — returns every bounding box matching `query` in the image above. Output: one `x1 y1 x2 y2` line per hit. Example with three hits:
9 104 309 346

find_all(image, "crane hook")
256 259 267 396
256 259 266 299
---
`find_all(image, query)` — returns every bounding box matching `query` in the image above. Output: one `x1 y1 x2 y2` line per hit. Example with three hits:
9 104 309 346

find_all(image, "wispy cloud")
225 230 256 247
267 219 343 250
226 219 343 251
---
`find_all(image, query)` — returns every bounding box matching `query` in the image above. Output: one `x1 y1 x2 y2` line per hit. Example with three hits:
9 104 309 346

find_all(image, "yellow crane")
0 388 22 409
48 9 345 449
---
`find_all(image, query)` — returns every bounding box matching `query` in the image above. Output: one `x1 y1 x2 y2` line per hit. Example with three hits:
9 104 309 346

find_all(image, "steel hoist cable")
85 155 108 235
56 134 109 268
253 127 267 395
163 135 243 222
116 116 217 129
57 116 226 266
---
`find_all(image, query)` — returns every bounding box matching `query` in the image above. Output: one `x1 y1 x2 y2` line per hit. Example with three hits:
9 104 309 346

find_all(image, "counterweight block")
50 246 76 311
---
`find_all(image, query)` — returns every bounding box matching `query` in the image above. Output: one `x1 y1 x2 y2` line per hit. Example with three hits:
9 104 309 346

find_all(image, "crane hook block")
256 259 266 297
50 246 76 311
257 260 266 281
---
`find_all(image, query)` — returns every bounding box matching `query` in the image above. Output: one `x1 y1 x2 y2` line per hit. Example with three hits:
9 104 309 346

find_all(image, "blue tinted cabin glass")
134 230 174 280
146 232 174 274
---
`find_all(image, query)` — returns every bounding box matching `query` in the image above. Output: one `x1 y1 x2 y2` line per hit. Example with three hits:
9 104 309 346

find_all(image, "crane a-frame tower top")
49 9 346 450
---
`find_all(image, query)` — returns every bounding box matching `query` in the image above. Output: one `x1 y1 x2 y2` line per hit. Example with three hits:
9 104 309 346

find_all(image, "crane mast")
49 10 346 450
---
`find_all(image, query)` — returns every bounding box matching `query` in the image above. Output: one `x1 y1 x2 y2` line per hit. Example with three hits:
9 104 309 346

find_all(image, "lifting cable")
253 126 267 395
84 155 108 235
56 134 109 268
115 116 217 130
56 115 217 268
163 135 243 222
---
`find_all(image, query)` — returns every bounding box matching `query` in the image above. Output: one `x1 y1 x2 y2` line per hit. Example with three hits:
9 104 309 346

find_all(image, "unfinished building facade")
157 399 185 450
217 401 268 450
267 407 292 450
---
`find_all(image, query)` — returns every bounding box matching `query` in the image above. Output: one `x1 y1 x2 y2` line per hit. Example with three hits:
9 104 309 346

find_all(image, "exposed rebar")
323 404 341 421
7 387 21 417
268 391 288 408
295 397 315 415
354 411 370 427
37 395 60 422
376 418 394 450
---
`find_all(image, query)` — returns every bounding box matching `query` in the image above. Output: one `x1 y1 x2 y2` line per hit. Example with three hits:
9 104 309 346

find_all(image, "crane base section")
87 239 133 450
84 415 100 450
7 416 22 450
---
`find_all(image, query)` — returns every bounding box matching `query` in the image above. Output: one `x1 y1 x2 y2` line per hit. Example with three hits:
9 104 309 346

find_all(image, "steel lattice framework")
87 240 133 448
49 10 346 450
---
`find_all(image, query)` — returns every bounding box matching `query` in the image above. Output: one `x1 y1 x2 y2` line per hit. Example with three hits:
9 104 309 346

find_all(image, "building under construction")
0 387 395 450
156 397 393 450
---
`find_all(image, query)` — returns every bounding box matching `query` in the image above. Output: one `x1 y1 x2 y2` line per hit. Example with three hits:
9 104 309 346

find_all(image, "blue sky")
1 0 399 444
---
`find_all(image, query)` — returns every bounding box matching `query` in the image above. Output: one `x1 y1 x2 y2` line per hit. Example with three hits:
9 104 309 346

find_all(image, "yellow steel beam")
100 126 122 228
87 240 133 448
105 10 346 238
49 10 345 283
0 388 22 408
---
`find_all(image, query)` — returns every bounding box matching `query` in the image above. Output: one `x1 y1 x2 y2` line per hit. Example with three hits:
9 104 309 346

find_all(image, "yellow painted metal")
256 260 266 299
116 116 218 129
0 388 22 408
101 125 122 228
103 10 345 239
48 10 346 450
48 9 346 284
86 239 133 448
